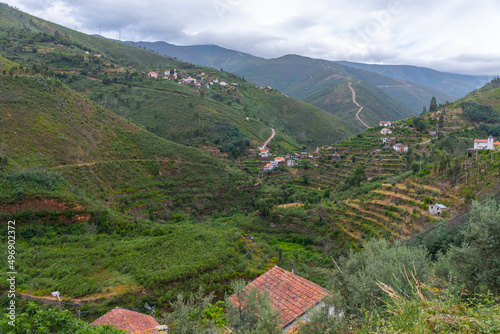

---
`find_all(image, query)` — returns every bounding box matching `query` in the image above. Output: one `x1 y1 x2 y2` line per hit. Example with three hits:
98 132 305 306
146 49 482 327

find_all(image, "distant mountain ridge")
127 40 490 123
336 61 493 98
127 41 414 128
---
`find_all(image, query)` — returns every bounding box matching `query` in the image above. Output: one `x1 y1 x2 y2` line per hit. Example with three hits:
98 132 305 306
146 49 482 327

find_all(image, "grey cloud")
7 0 500 75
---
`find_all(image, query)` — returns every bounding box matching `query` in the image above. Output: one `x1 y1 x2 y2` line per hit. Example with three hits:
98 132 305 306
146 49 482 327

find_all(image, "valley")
0 3 499 333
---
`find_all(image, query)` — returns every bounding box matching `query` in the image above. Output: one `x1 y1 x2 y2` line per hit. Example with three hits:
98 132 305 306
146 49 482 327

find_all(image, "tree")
0 302 123 333
346 166 366 187
159 288 227 333
448 199 500 293
225 280 282 334
258 198 274 217
429 96 437 112
413 117 427 132
331 239 431 316
438 113 444 129
301 173 309 185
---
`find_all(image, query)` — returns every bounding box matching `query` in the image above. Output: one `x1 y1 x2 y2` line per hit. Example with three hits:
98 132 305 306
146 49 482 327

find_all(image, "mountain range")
127 40 492 122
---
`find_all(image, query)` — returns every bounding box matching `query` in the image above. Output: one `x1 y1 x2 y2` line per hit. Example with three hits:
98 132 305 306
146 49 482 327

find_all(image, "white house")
262 163 274 171
379 121 394 127
382 137 396 144
393 143 408 152
429 203 447 215
474 135 495 150
259 149 270 158
287 159 298 167
380 128 393 135
147 72 158 79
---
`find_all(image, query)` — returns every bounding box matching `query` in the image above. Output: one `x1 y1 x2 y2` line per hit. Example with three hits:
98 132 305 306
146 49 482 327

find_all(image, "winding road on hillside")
348 82 369 129
260 128 275 150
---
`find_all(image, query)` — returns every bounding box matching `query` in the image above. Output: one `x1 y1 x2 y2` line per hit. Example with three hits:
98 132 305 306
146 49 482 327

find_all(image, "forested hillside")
0 3 499 333
0 3 354 152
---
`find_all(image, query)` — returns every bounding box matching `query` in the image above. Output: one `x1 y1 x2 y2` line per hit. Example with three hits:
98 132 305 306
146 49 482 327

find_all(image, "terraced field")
324 180 460 244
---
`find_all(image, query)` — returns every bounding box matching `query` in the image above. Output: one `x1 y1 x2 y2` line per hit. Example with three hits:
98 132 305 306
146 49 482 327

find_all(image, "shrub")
331 239 431 316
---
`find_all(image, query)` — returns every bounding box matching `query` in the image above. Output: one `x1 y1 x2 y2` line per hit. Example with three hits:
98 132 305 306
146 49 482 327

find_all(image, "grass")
360 276 500 333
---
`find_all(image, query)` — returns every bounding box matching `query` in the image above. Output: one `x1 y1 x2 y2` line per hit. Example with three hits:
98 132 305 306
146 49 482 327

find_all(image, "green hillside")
303 80 410 129
126 40 254 69
0 3 353 151
0 73 253 214
339 64 456 112
210 54 414 129
129 40 483 123
0 66 273 312
0 4 181 69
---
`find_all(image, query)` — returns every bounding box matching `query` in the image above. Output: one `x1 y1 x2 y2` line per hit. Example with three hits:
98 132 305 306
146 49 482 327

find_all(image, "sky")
7 0 500 75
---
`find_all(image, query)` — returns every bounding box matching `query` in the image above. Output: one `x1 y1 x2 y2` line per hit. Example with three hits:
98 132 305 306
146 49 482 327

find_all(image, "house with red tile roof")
379 121 394 127
259 149 270 158
263 162 275 171
473 135 495 150
230 266 331 332
90 307 165 333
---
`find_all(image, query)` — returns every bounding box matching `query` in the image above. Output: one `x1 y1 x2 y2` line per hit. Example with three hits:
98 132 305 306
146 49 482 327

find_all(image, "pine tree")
429 97 437 112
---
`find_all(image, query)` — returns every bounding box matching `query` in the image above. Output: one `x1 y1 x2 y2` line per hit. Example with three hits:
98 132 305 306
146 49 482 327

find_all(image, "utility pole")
98 26 101 35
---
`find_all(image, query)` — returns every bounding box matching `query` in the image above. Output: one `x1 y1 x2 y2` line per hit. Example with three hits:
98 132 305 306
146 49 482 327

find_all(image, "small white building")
287 159 298 167
380 128 393 135
379 121 394 127
262 163 274 171
382 137 396 144
429 203 447 215
393 143 408 152
259 149 270 158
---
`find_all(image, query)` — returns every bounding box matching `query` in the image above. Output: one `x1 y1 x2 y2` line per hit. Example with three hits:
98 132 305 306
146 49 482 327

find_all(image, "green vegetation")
448 198 500 293
0 4 354 151
0 302 123 333
162 199 500 333
461 101 500 123
2 5 500 333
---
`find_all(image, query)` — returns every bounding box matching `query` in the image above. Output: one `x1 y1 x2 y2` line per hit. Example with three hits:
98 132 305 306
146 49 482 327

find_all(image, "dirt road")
348 82 369 128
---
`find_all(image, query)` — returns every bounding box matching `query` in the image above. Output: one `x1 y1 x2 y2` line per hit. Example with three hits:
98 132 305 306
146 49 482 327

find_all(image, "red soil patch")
0 198 84 214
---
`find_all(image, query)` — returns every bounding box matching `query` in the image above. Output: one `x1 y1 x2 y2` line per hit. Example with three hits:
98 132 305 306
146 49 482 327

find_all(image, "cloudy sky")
7 0 500 75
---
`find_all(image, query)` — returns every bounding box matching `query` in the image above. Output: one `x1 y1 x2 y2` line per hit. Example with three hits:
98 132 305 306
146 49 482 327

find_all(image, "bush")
0 302 123 333
448 199 500 293
461 101 500 123
332 239 431 316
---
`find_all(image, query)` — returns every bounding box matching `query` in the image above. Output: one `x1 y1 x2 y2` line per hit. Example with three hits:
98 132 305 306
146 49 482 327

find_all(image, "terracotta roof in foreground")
90 307 159 333
230 266 330 328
